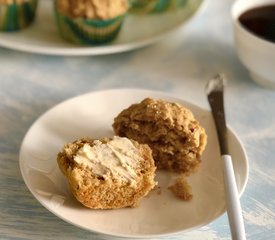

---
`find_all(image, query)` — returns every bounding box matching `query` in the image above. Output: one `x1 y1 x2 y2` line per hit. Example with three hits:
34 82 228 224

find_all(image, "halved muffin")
113 98 207 175
57 136 156 209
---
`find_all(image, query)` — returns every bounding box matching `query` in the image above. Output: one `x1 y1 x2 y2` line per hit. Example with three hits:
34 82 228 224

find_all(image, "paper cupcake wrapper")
0 0 37 31
172 0 188 8
129 0 187 14
55 10 125 45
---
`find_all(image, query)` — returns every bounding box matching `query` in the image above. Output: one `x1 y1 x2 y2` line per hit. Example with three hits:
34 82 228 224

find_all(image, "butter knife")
206 74 246 240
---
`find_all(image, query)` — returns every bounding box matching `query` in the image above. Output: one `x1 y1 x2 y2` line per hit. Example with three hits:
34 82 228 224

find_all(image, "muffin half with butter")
57 136 156 209
55 0 128 44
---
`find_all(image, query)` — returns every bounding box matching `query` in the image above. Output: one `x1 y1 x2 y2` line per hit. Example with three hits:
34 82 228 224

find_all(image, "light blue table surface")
1 0 274 239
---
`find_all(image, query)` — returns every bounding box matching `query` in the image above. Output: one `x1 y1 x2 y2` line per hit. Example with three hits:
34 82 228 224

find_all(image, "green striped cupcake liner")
55 8 125 45
0 0 37 31
129 0 187 14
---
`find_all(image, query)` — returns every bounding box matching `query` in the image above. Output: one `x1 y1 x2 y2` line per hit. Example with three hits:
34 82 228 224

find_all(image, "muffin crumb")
168 175 193 201
157 186 161 195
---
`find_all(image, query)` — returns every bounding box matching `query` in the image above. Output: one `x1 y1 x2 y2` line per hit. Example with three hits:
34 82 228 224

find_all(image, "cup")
232 0 275 89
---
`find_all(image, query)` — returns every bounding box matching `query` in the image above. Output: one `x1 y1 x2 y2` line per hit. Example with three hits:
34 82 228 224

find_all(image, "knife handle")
222 154 246 240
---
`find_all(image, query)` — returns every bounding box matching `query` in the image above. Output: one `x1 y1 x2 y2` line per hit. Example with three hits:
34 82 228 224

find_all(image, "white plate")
0 0 204 56
19 89 249 238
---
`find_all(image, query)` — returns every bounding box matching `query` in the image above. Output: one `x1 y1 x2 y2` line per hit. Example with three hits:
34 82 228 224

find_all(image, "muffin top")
114 97 201 135
57 0 129 19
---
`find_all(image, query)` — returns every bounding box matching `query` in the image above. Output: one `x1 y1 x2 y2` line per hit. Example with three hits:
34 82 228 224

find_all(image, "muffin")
113 98 207 175
55 0 128 45
0 0 37 31
57 136 156 209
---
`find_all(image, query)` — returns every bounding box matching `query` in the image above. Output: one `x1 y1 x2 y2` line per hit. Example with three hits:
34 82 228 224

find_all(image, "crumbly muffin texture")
56 0 129 19
57 136 156 209
113 98 207 175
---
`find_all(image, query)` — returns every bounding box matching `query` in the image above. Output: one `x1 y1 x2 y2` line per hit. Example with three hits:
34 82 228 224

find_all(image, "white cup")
232 0 275 89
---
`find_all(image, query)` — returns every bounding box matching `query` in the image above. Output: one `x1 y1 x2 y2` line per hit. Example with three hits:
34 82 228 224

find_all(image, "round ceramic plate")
19 89 249 238
0 0 204 56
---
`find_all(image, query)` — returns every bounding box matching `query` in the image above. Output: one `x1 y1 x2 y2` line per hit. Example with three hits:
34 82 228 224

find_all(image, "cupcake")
0 0 37 31
129 0 187 14
57 136 156 209
55 0 128 45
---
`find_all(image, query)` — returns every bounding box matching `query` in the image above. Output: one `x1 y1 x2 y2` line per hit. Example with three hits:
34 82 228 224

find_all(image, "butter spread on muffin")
74 137 142 187
57 136 156 209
